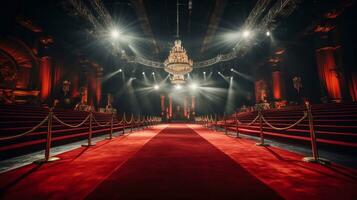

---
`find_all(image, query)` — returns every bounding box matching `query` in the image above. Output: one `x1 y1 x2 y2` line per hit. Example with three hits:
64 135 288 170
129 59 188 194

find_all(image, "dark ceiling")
1 0 354 114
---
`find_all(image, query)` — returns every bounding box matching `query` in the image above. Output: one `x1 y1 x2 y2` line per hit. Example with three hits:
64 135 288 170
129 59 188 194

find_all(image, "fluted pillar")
255 79 267 103
169 95 173 119
191 96 196 116
160 95 165 117
39 56 52 101
272 70 284 101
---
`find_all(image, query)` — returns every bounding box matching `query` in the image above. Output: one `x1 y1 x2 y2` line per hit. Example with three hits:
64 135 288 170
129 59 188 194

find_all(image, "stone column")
160 95 165 117
39 56 52 102
272 70 284 101
191 96 196 116
169 95 173 119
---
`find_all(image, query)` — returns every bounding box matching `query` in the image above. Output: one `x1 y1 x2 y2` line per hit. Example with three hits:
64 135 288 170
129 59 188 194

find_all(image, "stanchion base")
81 144 95 147
34 157 60 164
106 136 115 140
302 157 331 165
256 142 270 146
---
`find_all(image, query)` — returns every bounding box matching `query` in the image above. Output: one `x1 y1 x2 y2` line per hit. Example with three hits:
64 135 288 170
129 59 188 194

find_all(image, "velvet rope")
261 112 307 131
53 114 90 128
0 114 49 141
92 115 111 127
236 114 260 126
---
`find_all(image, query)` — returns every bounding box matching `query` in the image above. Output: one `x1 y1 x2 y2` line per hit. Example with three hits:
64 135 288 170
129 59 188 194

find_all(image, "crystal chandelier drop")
164 40 193 84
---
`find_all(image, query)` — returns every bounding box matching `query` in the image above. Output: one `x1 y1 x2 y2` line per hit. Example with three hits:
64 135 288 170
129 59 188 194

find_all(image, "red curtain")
39 56 52 101
272 71 282 100
255 80 267 103
96 77 102 105
160 95 165 116
316 47 342 101
72 75 79 98
53 62 62 89
349 72 357 101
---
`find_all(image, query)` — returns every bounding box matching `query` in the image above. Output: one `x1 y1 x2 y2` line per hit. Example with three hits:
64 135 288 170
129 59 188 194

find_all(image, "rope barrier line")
261 112 307 131
115 117 124 125
53 114 90 128
125 115 133 124
134 116 141 123
237 114 260 126
0 115 49 141
92 115 111 127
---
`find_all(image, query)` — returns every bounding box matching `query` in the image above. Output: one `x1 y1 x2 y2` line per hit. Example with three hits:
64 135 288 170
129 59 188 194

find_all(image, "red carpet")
86 124 282 199
0 125 166 200
1 124 357 200
190 124 357 200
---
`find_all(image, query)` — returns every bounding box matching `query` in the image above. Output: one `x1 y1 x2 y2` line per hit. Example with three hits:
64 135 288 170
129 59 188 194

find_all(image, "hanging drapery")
39 56 52 101
272 71 283 100
96 76 102 105
72 75 79 98
255 80 267 103
348 72 357 101
53 61 62 90
315 47 342 101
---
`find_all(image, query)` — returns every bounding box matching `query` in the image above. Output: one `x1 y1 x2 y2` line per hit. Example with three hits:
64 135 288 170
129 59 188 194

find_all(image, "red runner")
86 124 282 199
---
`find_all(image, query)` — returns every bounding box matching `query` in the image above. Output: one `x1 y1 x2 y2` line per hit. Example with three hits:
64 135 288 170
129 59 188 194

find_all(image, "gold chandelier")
164 40 193 84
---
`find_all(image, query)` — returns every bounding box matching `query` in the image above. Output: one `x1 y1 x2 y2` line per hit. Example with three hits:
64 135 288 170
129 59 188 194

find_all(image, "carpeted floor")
86 124 282 200
0 124 357 200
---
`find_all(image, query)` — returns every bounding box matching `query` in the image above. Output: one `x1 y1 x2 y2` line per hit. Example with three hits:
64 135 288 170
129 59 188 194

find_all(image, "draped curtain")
272 71 282 100
348 72 357 101
39 56 52 101
315 47 342 101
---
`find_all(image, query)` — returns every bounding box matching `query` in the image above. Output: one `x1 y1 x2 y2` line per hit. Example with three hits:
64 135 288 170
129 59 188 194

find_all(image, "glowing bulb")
175 85 182 90
118 69 122 72
203 71 206 74
142 72 145 75
242 30 250 38
190 83 198 90
230 68 234 72
266 31 270 36
154 84 159 90
111 29 120 39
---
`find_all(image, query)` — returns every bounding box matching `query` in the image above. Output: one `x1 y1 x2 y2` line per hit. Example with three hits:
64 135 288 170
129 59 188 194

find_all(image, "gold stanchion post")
215 114 218 131
82 111 95 147
256 109 269 146
107 113 114 139
131 114 133 132
303 102 330 165
123 113 126 134
235 112 240 138
34 108 60 164
224 113 227 135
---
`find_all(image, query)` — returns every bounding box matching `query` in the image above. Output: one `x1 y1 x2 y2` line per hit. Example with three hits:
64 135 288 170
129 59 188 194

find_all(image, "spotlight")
154 84 159 90
111 29 120 39
174 85 182 90
230 68 234 72
230 76 233 80
118 69 122 72
218 71 221 74
242 30 250 38
266 31 270 36
203 71 206 74
152 72 155 75
189 83 198 90
142 72 145 75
